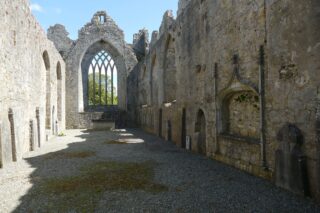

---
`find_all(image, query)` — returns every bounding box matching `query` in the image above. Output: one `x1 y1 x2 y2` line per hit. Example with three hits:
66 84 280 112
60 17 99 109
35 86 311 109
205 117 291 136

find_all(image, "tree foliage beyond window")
88 73 118 106
87 50 118 106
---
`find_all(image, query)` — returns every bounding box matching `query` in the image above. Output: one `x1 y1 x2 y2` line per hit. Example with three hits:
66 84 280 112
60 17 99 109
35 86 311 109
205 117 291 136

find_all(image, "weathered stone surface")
133 29 149 61
0 0 66 167
48 11 137 129
177 0 192 16
1 0 320 204
127 0 320 202
47 24 74 59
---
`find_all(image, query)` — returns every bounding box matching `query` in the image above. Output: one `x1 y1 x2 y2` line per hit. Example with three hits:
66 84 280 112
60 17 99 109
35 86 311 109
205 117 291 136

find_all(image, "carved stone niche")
275 123 310 196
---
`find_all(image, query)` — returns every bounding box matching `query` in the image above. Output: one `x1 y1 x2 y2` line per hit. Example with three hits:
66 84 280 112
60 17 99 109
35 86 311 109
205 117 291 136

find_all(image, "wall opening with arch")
195 109 206 155
159 108 162 137
81 40 126 113
181 108 187 148
42 51 51 130
221 90 260 140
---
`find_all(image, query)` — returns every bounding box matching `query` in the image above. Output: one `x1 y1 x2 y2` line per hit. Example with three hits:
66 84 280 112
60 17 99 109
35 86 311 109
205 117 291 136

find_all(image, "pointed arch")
80 40 126 112
195 109 206 155
217 80 260 141
42 51 51 130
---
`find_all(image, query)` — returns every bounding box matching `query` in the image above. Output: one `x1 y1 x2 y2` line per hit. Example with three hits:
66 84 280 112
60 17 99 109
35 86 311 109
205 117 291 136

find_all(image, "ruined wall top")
177 0 192 16
47 24 74 59
133 29 149 61
133 29 149 46
150 31 159 49
78 11 124 40
159 10 175 36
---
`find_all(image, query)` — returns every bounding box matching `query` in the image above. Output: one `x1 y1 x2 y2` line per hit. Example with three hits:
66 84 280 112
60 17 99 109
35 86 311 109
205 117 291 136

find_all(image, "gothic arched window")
88 50 118 106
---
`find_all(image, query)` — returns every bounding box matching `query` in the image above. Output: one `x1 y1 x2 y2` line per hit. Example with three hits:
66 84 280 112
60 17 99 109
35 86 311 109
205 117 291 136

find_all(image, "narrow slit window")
99 15 105 24
88 50 118 106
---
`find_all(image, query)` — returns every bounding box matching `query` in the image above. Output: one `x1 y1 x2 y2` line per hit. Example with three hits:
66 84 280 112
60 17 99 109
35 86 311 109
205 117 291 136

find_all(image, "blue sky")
29 0 178 43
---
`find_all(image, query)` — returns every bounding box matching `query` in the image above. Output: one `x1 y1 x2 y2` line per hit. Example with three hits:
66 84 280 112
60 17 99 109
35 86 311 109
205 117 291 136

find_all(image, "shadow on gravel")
12 129 168 213
11 129 320 213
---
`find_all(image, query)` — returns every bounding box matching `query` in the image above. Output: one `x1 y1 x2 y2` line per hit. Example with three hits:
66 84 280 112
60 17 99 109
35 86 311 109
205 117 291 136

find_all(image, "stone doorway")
195 109 206 155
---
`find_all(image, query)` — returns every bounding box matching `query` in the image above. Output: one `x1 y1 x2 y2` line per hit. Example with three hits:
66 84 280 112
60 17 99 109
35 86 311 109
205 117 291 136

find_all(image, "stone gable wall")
48 11 137 129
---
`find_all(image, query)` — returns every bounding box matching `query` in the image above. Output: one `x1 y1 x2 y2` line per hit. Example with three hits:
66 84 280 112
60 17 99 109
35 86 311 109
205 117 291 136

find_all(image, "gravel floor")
0 129 319 213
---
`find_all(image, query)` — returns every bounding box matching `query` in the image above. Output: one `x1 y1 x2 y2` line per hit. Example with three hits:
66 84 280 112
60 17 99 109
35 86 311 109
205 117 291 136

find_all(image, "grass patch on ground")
44 151 96 160
35 161 167 212
104 140 128 145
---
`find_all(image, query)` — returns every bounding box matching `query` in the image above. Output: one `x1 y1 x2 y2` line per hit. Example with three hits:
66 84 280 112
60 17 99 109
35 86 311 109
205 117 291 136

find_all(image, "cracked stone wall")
127 0 320 201
0 0 66 168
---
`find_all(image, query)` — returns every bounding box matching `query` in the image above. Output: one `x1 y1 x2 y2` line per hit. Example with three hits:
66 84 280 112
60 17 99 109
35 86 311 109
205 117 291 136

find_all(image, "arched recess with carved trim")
217 82 260 140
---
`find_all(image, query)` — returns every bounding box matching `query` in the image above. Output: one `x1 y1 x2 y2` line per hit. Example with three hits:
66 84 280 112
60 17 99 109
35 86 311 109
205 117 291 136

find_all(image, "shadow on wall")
12 129 166 212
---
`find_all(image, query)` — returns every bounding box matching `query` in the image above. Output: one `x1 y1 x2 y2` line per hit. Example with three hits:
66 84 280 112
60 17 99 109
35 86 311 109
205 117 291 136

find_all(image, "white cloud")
30 3 44 13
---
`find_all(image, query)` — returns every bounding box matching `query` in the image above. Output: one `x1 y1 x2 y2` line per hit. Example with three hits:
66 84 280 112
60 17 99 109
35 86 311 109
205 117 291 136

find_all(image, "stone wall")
0 0 66 167
2 0 318 203
177 0 192 16
127 0 320 201
265 0 320 199
227 91 260 139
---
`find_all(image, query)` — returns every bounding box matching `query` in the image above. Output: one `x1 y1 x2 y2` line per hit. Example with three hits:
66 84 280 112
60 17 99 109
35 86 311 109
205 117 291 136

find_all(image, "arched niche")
217 81 260 140
80 40 127 112
42 51 51 130
195 109 207 155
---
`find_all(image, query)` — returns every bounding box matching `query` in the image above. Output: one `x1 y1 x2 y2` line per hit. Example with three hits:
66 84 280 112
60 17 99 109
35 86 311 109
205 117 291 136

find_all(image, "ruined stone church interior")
0 0 320 212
